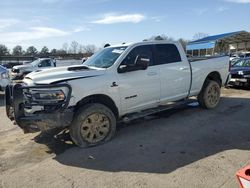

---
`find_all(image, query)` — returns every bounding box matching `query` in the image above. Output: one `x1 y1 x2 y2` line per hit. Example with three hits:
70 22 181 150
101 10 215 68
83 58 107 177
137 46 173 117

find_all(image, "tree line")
0 33 208 57
0 41 98 57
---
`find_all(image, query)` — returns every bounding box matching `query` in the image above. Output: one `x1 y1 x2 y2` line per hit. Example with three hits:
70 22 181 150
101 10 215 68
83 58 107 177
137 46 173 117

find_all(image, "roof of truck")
110 40 179 48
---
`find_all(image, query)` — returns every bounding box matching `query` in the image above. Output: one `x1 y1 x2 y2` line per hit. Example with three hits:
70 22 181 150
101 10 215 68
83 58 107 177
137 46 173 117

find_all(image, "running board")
120 99 196 123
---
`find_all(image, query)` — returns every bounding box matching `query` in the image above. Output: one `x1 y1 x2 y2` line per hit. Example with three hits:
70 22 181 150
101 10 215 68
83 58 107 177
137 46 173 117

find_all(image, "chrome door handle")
147 72 157 76
179 67 189 71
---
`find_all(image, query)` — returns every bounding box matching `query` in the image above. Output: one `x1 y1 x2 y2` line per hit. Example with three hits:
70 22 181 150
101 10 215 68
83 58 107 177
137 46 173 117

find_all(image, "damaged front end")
5 83 73 133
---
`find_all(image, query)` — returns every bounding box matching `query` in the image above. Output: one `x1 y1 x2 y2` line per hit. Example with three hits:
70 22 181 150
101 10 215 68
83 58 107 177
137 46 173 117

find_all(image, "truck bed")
188 55 230 97
188 55 228 62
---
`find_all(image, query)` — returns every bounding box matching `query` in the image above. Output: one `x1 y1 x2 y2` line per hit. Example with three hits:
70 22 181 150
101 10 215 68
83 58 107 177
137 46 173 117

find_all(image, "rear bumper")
5 83 73 133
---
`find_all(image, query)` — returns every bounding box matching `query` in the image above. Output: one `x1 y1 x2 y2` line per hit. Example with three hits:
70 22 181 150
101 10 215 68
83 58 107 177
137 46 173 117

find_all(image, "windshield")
31 59 40 66
83 46 127 68
233 59 250 67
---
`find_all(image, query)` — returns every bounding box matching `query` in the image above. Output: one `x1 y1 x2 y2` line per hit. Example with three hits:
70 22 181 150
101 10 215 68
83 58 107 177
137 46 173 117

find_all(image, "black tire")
198 80 221 109
70 103 116 147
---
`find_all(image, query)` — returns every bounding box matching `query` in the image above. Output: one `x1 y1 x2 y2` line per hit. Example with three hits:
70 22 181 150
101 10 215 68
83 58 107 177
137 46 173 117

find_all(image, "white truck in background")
5 41 229 147
11 58 56 80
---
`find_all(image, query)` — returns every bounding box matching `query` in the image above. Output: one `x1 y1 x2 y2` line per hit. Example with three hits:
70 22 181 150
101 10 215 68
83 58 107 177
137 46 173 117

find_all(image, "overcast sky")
0 0 250 50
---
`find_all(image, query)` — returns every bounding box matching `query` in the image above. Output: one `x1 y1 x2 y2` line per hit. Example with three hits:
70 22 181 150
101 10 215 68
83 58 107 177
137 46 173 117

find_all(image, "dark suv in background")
229 57 250 87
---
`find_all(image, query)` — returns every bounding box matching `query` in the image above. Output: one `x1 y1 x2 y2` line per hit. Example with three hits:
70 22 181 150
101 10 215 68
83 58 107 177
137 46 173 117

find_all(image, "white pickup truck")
11 58 56 80
5 41 229 147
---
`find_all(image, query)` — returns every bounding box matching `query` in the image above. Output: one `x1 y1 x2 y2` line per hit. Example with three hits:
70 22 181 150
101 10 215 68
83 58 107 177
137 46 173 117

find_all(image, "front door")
117 45 161 114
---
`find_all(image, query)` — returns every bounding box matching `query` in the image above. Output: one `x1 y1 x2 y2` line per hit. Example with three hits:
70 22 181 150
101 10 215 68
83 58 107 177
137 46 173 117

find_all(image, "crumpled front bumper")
5 83 74 133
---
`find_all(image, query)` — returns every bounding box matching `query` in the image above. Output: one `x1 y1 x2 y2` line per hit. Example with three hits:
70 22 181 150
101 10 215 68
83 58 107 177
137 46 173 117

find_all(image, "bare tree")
178 38 189 51
25 46 38 56
147 34 174 41
50 49 57 55
83 44 97 54
70 41 79 54
57 49 67 54
40 46 49 56
0 44 9 56
193 33 209 40
78 44 84 53
12 45 24 56
62 43 69 53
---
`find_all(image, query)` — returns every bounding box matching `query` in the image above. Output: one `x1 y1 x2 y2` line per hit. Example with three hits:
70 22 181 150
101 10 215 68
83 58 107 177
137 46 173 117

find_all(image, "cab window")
39 60 51 67
154 44 181 65
121 45 154 66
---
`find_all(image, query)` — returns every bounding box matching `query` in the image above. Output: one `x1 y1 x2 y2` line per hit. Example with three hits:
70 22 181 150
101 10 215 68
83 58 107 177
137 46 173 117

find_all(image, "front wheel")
70 103 116 147
198 80 221 109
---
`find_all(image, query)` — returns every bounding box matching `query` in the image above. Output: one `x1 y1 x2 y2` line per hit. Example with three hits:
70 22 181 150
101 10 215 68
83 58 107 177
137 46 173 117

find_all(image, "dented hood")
24 65 106 85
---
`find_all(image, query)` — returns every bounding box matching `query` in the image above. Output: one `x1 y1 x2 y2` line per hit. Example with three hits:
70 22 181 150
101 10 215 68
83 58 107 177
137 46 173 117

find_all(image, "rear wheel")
198 80 221 109
70 103 116 147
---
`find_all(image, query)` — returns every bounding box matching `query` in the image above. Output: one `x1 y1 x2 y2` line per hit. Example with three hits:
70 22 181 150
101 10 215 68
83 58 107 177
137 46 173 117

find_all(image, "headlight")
31 89 66 102
238 71 244 75
12 68 20 73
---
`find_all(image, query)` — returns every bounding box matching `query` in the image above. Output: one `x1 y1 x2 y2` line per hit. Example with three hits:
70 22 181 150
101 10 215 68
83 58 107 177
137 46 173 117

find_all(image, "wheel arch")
74 94 119 119
204 71 222 87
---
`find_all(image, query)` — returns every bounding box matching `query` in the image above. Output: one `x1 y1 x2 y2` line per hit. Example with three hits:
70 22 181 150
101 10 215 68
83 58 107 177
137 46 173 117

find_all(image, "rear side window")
154 44 181 65
121 45 154 66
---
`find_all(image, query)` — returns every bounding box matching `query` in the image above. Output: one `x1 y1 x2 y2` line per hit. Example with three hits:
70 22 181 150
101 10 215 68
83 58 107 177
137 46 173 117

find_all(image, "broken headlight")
30 89 66 102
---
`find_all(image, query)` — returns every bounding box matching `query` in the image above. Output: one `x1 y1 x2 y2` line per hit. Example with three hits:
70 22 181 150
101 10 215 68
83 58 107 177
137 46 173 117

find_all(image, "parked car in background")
6 41 229 147
1 62 22 69
0 65 10 92
229 57 250 87
230 53 240 62
11 58 56 80
22 61 32 65
229 52 250 63
240 52 250 58
230 57 240 66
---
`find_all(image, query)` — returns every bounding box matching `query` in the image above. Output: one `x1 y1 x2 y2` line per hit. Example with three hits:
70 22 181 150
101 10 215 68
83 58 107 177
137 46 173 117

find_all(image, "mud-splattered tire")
70 103 116 147
198 80 221 109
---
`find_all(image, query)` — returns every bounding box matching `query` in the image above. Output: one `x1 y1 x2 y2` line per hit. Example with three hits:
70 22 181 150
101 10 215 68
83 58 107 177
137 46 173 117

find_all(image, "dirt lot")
0 87 250 188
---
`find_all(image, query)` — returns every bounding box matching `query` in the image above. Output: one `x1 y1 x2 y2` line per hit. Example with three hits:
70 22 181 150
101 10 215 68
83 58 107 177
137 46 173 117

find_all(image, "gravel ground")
0 87 250 188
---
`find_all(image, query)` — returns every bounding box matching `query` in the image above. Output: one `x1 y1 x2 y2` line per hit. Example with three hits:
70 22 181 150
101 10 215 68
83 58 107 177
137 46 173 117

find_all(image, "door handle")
179 67 189 71
147 72 157 76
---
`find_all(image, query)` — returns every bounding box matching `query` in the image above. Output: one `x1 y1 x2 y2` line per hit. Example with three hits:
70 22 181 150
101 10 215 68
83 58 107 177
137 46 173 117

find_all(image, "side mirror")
135 55 149 70
38 63 42 67
118 55 150 73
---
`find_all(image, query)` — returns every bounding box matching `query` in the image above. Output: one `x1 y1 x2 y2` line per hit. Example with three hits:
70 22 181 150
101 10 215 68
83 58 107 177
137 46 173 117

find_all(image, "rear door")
154 44 191 102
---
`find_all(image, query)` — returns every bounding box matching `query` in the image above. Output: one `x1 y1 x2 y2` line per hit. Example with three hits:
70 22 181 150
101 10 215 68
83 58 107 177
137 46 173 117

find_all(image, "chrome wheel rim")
207 84 220 106
80 113 110 143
